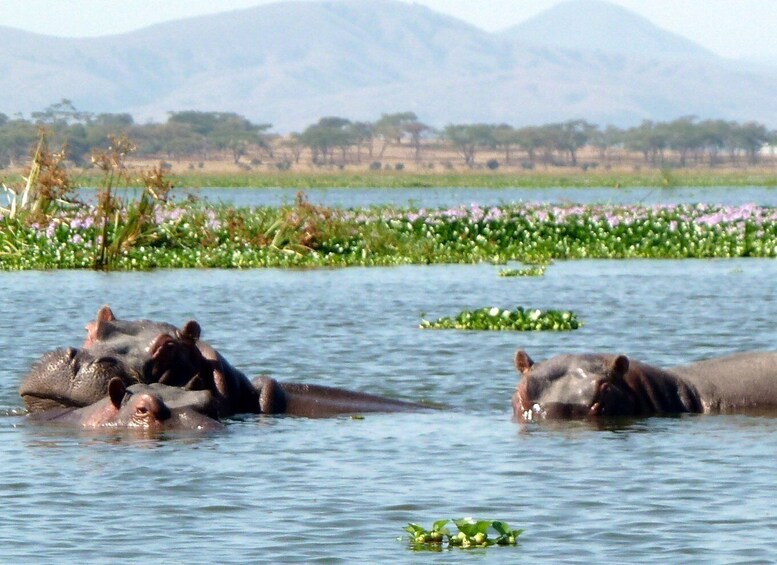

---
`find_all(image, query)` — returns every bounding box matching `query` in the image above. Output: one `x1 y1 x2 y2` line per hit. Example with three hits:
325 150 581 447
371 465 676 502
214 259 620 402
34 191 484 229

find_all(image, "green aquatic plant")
5 199 777 270
498 265 546 277
404 518 523 551
1 129 76 222
420 306 580 331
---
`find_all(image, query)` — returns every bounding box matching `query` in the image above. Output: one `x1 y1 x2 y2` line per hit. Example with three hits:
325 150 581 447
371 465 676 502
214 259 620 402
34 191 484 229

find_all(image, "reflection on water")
1 260 777 562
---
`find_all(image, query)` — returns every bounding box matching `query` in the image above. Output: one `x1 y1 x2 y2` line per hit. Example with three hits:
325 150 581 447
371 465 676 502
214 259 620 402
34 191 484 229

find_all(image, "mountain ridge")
0 0 774 130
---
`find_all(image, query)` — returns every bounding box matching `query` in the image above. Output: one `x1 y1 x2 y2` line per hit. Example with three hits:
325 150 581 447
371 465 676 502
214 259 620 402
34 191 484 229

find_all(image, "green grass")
159 170 777 189
7 169 777 189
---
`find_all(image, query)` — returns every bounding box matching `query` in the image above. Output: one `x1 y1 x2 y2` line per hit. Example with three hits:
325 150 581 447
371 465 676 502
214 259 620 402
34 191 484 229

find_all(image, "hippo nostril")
150 335 177 361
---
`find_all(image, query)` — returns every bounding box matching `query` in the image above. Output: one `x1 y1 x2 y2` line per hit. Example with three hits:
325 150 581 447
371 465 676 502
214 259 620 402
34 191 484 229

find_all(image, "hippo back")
671 352 777 413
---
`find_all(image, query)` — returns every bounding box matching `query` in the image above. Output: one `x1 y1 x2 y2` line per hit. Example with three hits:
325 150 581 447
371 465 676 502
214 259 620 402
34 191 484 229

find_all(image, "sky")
0 0 775 60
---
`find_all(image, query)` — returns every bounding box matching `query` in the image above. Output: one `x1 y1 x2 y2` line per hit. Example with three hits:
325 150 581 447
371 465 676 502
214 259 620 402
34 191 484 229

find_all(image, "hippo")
512 350 699 421
21 305 428 419
83 305 260 416
20 306 258 417
29 378 224 432
252 376 427 418
512 349 777 421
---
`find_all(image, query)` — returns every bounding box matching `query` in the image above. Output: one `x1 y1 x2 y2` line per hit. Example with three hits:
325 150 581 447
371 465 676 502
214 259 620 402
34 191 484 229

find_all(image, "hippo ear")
515 349 535 374
179 320 201 343
85 306 117 345
96 305 116 323
108 378 127 409
608 355 630 382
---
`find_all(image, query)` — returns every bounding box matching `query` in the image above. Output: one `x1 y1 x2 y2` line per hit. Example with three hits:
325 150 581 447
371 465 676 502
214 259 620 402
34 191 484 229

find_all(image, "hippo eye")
137 406 149 415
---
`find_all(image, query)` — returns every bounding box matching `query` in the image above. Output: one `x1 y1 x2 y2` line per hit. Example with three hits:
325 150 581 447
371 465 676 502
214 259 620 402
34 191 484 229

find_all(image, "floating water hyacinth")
404 518 523 551
498 265 546 277
5 198 777 270
419 306 581 331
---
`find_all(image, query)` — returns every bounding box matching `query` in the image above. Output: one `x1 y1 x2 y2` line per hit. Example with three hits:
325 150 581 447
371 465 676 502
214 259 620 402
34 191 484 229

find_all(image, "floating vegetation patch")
498 265 546 277
5 192 777 270
404 518 523 551
419 306 581 331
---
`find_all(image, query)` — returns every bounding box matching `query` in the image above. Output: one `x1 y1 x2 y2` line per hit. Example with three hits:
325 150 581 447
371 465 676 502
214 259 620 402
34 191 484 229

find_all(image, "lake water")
1 259 776 563
85 184 777 208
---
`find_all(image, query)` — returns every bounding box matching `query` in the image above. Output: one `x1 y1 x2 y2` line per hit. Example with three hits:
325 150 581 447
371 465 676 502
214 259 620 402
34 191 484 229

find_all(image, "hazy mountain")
500 0 714 59
0 0 775 130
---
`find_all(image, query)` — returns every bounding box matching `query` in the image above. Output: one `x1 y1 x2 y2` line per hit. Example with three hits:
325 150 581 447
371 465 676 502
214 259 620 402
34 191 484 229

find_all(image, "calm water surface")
1 260 776 563
84 185 777 208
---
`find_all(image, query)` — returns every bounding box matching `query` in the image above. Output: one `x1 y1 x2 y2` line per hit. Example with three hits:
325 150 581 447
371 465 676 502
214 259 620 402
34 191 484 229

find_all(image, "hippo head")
20 346 138 412
512 349 638 421
20 305 214 413
106 379 224 431
29 378 225 432
84 305 211 387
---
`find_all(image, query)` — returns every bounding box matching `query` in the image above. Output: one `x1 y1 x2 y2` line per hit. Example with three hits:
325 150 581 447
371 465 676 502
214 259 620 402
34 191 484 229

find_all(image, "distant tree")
167 111 226 136
211 116 271 163
0 118 38 167
697 119 730 166
548 120 597 166
515 126 545 166
533 125 564 166
441 123 495 167
589 125 623 164
167 111 271 162
84 113 136 154
374 112 418 157
280 132 304 164
624 120 669 165
492 124 519 165
31 99 92 127
662 116 698 166
155 122 207 161
348 121 375 162
404 120 431 163
733 121 769 165
300 117 355 165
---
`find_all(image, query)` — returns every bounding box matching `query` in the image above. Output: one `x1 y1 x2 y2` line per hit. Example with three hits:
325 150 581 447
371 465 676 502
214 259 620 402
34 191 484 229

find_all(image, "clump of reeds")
90 137 176 270
1 128 76 221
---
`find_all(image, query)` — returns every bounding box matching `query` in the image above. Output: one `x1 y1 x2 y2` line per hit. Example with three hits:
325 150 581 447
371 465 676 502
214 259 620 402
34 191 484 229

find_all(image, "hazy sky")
0 0 775 59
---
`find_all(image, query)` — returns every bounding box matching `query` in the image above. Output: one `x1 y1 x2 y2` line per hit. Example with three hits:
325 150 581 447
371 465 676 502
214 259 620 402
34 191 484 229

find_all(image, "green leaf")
432 519 449 532
403 523 426 536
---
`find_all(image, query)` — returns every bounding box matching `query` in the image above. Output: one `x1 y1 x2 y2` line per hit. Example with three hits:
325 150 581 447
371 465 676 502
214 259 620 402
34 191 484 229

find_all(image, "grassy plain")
4 141 777 189
3 166 774 190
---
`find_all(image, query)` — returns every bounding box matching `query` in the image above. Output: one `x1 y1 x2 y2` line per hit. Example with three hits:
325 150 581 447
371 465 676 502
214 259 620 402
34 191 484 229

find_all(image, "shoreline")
5 168 777 189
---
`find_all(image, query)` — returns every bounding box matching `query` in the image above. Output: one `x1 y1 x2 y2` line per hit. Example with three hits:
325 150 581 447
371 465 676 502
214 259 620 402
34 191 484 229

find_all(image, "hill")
500 0 714 59
0 0 775 130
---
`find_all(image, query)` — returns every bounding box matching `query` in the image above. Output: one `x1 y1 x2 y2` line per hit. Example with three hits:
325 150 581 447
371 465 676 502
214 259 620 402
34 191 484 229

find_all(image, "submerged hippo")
21 305 427 419
29 378 223 432
512 349 777 421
